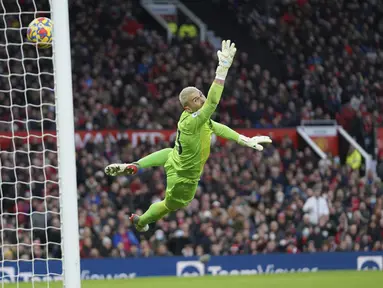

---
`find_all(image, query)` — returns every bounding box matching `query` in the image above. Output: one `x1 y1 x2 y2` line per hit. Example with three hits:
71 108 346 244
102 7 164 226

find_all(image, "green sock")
138 200 171 227
137 148 172 168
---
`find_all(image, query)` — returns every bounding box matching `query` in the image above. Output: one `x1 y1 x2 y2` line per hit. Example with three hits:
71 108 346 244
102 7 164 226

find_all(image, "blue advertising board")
1 252 382 282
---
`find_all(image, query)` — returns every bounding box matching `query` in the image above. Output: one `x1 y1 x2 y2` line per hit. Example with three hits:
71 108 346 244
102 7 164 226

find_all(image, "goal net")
0 0 80 286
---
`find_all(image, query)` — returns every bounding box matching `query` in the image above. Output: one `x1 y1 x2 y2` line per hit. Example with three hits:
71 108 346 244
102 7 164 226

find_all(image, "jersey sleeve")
185 82 224 132
211 120 240 142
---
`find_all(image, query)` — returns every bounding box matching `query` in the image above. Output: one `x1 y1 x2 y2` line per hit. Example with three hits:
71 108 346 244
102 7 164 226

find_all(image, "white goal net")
0 0 79 287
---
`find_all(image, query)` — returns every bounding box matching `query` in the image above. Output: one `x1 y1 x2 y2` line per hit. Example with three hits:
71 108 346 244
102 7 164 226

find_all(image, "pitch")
7 271 383 288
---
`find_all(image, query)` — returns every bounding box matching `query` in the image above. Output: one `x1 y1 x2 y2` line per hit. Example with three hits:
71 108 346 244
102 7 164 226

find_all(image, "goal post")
0 0 81 287
51 0 81 287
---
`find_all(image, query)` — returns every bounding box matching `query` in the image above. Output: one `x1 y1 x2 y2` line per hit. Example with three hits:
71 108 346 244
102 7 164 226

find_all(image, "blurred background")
0 0 383 267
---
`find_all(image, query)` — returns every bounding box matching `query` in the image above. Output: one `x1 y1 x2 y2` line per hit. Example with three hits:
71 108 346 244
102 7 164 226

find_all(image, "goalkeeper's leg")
130 200 171 232
131 170 198 232
137 148 173 168
105 148 172 176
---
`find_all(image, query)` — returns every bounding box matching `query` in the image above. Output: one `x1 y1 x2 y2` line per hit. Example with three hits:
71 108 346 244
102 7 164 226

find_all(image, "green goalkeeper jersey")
167 82 238 180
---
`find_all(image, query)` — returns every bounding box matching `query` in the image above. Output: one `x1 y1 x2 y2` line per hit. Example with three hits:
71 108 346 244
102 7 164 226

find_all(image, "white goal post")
52 0 81 287
0 0 81 287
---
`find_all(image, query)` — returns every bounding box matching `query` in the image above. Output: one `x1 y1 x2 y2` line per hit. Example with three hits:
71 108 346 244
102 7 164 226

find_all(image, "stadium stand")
2 134 383 259
223 0 383 150
2 0 382 132
78 137 383 257
1 0 383 260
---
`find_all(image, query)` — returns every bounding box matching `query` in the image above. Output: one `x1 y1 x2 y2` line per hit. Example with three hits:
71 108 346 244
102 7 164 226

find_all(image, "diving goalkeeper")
105 40 272 232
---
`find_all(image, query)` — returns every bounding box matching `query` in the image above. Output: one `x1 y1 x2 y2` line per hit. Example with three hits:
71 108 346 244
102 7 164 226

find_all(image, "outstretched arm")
192 82 224 127
211 120 240 142
190 40 237 129
211 120 273 150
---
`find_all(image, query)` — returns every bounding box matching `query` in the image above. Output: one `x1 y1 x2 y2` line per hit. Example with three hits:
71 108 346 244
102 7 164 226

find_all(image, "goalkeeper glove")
105 163 138 176
238 135 272 151
215 40 237 81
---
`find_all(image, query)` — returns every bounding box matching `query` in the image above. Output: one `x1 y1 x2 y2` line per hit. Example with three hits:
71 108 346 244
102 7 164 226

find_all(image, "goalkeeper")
105 40 272 232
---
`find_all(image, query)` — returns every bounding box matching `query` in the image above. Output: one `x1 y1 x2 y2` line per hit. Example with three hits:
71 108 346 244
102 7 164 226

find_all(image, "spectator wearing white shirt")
303 188 329 225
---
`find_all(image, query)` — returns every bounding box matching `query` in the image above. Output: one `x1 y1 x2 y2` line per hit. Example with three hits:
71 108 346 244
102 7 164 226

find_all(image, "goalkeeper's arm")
193 82 224 127
211 120 240 142
191 40 237 128
211 120 272 151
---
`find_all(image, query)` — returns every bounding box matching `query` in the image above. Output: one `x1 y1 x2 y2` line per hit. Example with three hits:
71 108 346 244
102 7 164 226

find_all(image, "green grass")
5 271 383 288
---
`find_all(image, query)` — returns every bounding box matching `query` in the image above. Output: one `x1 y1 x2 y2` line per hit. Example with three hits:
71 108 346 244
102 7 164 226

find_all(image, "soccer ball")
27 17 53 49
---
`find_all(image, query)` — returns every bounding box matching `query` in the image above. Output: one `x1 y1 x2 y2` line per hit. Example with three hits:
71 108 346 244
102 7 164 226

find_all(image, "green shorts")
164 161 199 211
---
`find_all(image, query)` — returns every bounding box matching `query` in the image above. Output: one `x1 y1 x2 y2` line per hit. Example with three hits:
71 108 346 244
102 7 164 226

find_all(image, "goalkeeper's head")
179 86 206 113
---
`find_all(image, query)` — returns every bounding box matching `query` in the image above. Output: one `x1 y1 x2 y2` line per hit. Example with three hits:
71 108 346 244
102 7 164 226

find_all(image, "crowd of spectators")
79 137 383 257
75 136 383 258
2 135 383 259
4 0 383 133
227 0 383 149
68 0 304 130
1 0 383 261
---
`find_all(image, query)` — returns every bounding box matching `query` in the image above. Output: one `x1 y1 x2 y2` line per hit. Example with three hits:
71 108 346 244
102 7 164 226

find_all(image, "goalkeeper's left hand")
238 135 272 151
